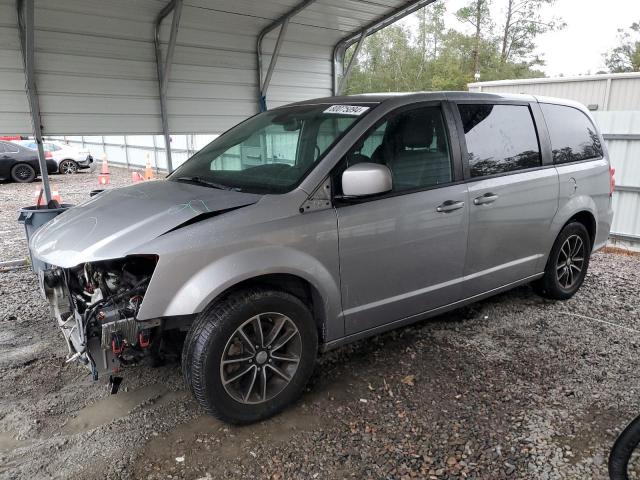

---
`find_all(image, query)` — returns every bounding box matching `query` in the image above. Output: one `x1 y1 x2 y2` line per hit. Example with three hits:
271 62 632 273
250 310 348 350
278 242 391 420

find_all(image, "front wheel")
533 222 591 300
58 159 79 174
184 288 317 424
609 415 640 479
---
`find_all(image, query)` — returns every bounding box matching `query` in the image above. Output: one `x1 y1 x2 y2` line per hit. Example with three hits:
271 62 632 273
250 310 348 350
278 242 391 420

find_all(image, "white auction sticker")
323 105 370 115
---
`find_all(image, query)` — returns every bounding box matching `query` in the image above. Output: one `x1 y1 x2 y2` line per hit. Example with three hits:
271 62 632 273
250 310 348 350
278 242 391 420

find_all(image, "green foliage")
500 0 565 64
344 1 550 94
604 22 640 73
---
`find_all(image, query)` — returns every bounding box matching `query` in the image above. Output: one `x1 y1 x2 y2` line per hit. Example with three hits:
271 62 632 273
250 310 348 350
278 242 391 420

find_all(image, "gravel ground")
1 170 639 479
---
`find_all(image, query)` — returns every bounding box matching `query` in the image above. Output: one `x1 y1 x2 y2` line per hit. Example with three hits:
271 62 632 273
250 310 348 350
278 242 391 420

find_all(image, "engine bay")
41 255 161 383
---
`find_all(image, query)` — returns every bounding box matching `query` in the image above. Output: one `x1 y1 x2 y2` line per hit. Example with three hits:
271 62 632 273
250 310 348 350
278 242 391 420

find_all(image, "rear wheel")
533 222 591 300
184 288 317 424
10 163 36 183
58 159 79 174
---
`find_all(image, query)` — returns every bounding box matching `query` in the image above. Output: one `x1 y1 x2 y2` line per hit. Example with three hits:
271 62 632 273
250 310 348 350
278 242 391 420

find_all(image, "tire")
533 222 591 300
10 163 36 183
185 288 317 424
609 414 640 479
58 159 79 174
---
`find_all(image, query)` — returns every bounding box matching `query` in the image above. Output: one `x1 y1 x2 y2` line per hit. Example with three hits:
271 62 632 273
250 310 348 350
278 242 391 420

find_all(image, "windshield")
168 104 372 194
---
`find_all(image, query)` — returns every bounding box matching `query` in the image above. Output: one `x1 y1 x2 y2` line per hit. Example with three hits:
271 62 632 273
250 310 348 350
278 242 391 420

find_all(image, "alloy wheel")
556 234 585 289
59 160 78 174
220 312 302 405
15 165 32 181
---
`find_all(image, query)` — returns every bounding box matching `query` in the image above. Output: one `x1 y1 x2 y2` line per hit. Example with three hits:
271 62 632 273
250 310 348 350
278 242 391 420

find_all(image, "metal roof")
1 0 437 137
3 0 438 202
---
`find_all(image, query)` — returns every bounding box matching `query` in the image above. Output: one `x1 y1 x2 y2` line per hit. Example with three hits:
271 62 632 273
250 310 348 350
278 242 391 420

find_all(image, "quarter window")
458 104 541 178
540 103 603 164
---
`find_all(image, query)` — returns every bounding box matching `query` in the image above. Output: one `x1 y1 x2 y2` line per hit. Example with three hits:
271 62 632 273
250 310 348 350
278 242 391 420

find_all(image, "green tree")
604 22 640 73
343 1 547 95
499 0 565 64
456 0 493 75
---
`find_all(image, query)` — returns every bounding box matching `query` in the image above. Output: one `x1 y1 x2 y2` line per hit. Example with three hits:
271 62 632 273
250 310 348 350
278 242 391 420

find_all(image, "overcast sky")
403 0 640 77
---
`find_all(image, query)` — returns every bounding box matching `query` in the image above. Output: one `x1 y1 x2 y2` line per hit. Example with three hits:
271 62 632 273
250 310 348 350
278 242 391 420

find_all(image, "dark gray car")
0 140 58 183
31 92 614 423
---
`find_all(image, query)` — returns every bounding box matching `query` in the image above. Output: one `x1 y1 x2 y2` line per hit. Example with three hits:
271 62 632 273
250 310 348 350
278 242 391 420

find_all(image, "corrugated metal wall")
0 0 412 136
469 73 640 246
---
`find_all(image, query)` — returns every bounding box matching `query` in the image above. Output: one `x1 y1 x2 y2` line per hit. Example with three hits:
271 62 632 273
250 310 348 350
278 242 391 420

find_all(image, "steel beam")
16 0 52 204
336 30 367 96
332 0 438 95
256 0 317 111
154 0 183 173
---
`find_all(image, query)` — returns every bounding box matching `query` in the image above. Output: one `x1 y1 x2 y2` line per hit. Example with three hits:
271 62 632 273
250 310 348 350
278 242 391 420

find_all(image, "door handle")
436 200 465 213
473 193 499 205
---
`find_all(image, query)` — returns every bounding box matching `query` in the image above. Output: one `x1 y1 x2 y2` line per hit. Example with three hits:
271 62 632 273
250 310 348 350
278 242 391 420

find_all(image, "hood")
30 180 262 268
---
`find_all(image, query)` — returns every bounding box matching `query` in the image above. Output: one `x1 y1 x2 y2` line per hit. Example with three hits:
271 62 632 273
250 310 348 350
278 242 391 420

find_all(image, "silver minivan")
32 92 614 424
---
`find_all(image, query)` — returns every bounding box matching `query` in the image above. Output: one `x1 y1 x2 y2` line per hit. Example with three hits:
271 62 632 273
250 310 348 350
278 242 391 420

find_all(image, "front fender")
138 245 343 340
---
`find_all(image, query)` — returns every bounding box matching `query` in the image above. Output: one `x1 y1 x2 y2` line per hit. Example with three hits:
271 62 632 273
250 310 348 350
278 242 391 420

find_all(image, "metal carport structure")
2 0 437 203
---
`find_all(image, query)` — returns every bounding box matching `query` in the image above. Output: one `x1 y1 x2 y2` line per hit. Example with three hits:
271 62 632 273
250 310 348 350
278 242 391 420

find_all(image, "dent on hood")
30 181 262 268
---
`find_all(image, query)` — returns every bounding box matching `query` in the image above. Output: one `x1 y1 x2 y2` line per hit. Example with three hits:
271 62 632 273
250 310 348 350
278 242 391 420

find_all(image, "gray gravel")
1 170 639 479
1 250 639 479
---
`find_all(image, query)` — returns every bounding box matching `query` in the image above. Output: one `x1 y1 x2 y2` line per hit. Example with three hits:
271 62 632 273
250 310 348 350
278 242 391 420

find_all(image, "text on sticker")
324 105 370 115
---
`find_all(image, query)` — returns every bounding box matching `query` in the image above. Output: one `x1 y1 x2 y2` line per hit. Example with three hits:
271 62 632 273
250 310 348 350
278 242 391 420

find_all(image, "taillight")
610 166 615 195
44 151 52 159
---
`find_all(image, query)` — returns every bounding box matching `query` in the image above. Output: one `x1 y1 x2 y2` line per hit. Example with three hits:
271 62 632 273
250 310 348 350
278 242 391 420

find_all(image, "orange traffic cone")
144 154 155 180
131 171 144 183
98 155 110 186
34 185 62 206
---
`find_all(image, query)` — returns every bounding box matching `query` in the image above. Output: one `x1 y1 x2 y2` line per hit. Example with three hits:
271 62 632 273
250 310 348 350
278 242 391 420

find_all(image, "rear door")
453 101 559 296
335 102 470 335
539 103 612 250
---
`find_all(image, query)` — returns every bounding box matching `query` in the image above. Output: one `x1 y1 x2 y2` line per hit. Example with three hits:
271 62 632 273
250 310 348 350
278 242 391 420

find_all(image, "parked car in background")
0 140 57 183
15 140 93 174
31 92 613 424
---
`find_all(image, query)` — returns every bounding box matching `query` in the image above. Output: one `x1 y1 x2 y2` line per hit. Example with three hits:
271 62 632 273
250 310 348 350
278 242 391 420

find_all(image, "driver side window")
334 105 453 195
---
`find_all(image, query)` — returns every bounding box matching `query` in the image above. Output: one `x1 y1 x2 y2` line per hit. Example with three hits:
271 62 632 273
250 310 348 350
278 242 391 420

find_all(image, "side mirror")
341 162 392 197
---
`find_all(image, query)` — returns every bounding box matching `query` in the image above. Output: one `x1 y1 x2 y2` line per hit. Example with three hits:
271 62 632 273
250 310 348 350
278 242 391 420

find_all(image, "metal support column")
154 0 183 173
256 0 317 111
16 0 52 204
332 0 438 96
336 31 367 95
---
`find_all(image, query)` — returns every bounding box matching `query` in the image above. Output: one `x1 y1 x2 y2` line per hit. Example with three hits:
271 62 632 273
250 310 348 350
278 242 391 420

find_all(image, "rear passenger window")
540 103 603 164
458 104 541 178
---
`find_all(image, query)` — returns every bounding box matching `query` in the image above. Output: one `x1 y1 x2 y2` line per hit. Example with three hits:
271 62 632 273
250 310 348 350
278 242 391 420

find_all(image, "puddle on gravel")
139 401 328 470
61 383 171 435
0 430 30 452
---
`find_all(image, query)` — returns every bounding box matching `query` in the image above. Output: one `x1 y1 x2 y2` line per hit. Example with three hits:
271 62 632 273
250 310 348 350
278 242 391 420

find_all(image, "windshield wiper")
174 176 232 190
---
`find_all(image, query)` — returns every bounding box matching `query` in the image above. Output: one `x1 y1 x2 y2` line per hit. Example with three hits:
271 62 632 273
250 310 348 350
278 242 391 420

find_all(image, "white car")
15 140 94 174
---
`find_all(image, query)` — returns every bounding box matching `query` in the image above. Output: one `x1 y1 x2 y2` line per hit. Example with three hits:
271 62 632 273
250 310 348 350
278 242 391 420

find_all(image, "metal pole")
154 0 183 173
331 0 438 96
16 0 52 204
256 0 317 111
260 18 289 103
337 31 366 95
123 135 130 169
